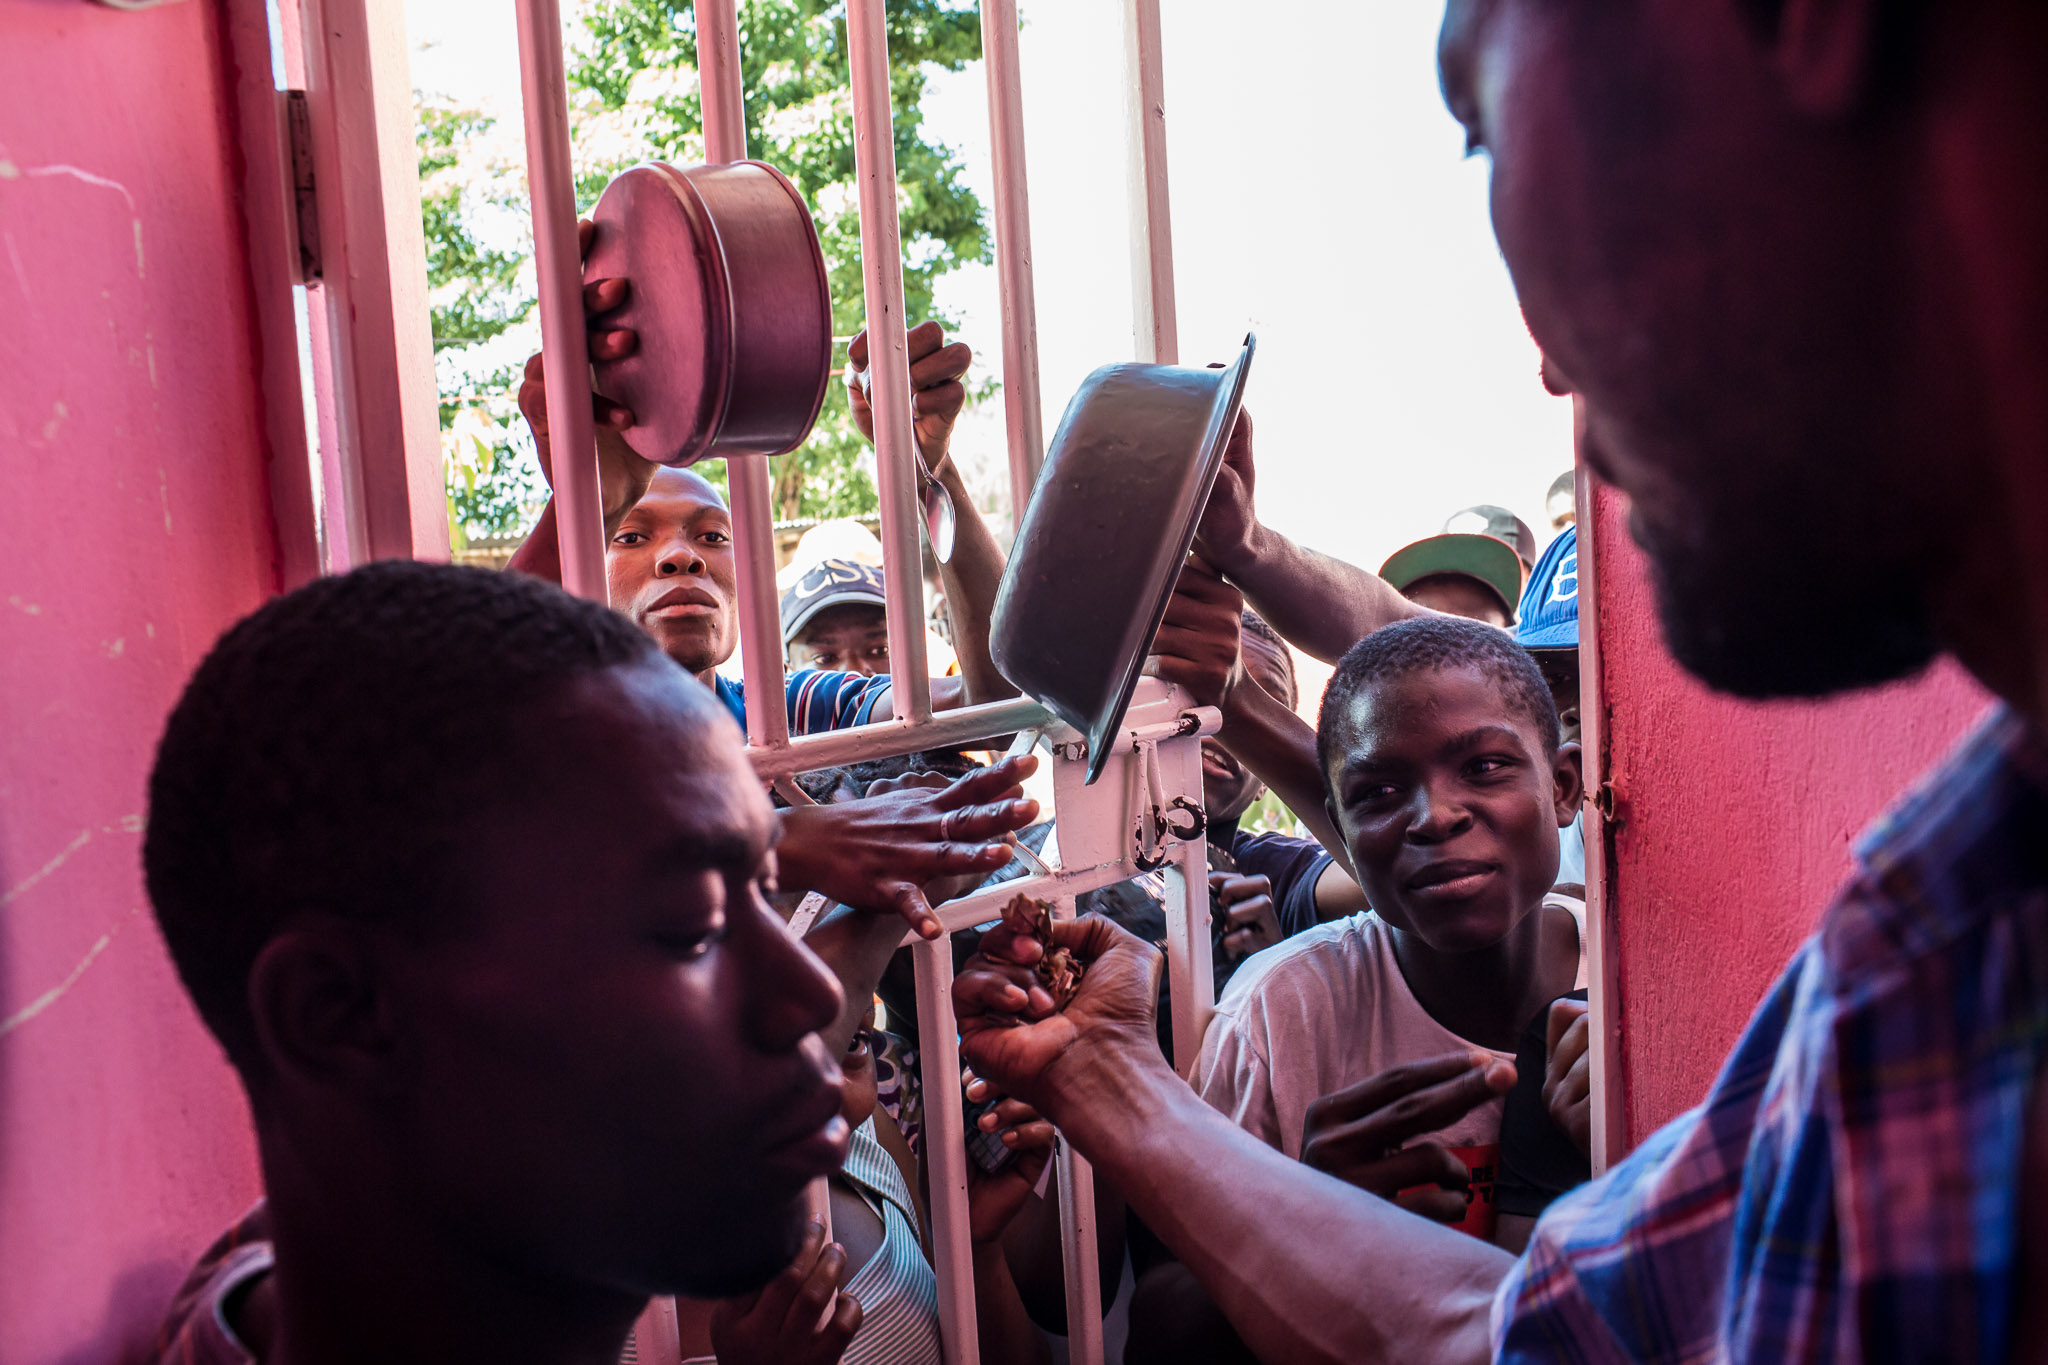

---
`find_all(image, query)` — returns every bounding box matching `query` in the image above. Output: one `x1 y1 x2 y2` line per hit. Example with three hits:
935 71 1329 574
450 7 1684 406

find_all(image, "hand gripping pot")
991 336 1256 783
584 161 833 466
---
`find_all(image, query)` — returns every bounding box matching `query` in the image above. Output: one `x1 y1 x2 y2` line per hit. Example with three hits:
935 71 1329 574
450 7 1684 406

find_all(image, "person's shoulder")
1214 912 1384 1014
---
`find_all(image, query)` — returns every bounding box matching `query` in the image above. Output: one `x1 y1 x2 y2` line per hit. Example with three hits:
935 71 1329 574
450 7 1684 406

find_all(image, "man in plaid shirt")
950 0 2048 1360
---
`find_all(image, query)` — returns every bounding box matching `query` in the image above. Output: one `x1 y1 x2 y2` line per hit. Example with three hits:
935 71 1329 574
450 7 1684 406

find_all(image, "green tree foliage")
419 100 544 547
421 0 988 546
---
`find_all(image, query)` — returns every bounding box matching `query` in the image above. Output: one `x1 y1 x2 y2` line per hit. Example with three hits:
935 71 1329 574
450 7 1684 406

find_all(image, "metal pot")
991 336 1256 782
584 161 832 466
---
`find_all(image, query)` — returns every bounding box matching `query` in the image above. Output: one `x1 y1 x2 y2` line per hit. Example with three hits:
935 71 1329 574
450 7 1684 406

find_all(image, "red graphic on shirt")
1446 1142 1499 1242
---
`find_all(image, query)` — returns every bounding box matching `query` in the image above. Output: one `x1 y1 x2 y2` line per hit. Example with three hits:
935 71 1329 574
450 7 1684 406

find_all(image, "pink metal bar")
515 0 605 601
1156 718 1215 1074
745 695 1052 779
978 0 1046 523
912 934 981 1365
1574 447 1624 1174
291 0 447 564
630 1297 683 1365
225 5 320 589
697 0 747 163
1051 893 1105 1365
1056 1140 1105 1365
697 0 792 749
1122 0 1177 364
845 0 933 722
727 460 791 749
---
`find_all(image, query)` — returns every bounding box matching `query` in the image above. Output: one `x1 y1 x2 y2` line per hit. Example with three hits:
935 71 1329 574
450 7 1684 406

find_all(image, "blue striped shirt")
712 669 892 737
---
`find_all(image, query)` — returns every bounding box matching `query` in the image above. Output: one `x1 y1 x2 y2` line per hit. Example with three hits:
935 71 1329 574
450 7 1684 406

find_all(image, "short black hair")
1315 616 1561 778
1241 610 1298 711
145 560 659 1075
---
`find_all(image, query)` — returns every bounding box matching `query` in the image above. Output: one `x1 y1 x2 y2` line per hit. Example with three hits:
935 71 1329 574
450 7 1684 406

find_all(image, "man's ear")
1552 742 1586 827
247 919 406 1101
1769 0 1886 117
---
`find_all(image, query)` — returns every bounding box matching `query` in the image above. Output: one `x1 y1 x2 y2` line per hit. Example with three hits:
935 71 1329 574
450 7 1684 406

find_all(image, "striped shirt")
838 1116 945 1365
712 669 892 737
1495 707 2048 1362
151 1204 272 1365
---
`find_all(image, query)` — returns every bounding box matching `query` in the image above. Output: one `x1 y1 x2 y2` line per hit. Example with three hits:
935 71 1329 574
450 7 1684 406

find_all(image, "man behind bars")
143 560 1042 1363
953 0 2048 1360
509 228 1010 740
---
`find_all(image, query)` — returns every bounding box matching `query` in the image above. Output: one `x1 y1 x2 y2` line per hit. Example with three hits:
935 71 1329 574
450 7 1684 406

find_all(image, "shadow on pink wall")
1589 486 1993 1148
1 0 281 1358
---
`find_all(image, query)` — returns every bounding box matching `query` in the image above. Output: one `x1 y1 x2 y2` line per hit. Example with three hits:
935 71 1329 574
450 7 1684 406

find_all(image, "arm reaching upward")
507 220 659 584
1149 563 1349 868
846 321 1015 706
1193 409 1428 664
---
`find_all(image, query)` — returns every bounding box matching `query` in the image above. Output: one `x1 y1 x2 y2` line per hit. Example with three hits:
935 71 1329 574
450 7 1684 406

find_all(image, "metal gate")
510 2 1215 1361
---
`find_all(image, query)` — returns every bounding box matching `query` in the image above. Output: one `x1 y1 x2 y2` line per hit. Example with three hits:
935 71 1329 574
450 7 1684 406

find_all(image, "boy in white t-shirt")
1192 614 1587 1246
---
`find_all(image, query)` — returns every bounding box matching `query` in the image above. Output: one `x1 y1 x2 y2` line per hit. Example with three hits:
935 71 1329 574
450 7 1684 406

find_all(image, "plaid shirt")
1496 706 2048 1363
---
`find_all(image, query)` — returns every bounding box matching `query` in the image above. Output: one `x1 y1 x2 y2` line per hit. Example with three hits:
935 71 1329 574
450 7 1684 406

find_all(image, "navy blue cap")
779 558 887 645
1515 526 1579 650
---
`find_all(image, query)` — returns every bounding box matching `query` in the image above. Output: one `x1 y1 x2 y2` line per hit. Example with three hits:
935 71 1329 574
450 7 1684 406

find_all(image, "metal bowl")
584 161 832 466
991 336 1256 782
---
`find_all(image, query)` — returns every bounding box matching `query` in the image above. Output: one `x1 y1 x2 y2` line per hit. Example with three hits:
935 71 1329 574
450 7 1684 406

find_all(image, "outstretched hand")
1299 1052 1516 1223
952 913 1165 1122
845 320 973 470
1149 558 1246 710
516 218 657 530
962 1067 1059 1243
709 1219 862 1365
1543 998 1593 1158
1192 407 1258 575
1212 871 1281 962
776 755 1040 939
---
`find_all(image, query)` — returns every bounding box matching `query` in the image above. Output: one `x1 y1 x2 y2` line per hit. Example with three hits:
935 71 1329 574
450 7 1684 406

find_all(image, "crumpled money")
1000 893 1085 1011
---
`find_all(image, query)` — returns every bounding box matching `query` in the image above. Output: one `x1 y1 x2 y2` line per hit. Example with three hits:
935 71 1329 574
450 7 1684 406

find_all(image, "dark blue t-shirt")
1230 827 1335 940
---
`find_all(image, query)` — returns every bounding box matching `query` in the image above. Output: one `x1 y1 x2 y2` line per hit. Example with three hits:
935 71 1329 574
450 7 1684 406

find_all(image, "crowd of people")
141 0 2048 1361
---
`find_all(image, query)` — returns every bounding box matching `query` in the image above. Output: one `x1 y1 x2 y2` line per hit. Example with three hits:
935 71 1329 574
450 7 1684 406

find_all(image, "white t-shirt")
1192 896 1587 1239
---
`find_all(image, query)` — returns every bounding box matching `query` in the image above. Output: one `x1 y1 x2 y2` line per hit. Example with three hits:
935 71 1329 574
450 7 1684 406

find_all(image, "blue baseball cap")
779 558 888 645
1515 525 1579 651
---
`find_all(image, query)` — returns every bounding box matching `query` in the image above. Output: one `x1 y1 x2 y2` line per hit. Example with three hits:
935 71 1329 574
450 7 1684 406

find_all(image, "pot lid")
584 163 731 467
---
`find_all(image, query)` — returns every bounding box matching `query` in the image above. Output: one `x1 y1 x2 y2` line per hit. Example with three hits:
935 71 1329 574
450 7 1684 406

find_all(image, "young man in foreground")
142 561 1018 1363
954 0 2048 1359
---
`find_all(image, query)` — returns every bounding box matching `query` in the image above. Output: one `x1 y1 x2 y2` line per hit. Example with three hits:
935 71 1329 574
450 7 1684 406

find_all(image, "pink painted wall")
1 1 281 1358
1587 485 1992 1147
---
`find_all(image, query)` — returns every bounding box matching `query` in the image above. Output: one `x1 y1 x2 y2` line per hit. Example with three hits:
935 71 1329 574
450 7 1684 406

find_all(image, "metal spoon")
853 360 957 562
915 447 959 563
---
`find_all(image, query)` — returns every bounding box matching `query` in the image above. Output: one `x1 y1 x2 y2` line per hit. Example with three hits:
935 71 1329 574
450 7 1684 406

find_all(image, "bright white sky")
405 0 1573 577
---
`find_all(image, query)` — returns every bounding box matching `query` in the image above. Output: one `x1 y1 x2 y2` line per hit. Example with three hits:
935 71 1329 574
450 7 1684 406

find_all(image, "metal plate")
990 335 1256 782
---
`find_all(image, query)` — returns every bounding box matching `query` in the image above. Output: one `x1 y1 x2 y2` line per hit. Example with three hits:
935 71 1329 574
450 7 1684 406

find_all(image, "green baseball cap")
1378 533 1527 624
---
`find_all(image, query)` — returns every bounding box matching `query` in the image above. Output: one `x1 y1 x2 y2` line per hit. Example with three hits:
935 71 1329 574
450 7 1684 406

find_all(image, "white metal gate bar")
1122 0 1177 365
744 694 1053 779
846 0 934 725
913 934 980 1365
1051 896 1106 1365
977 0 1046 523
516 0 606 602
697 3 798 753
